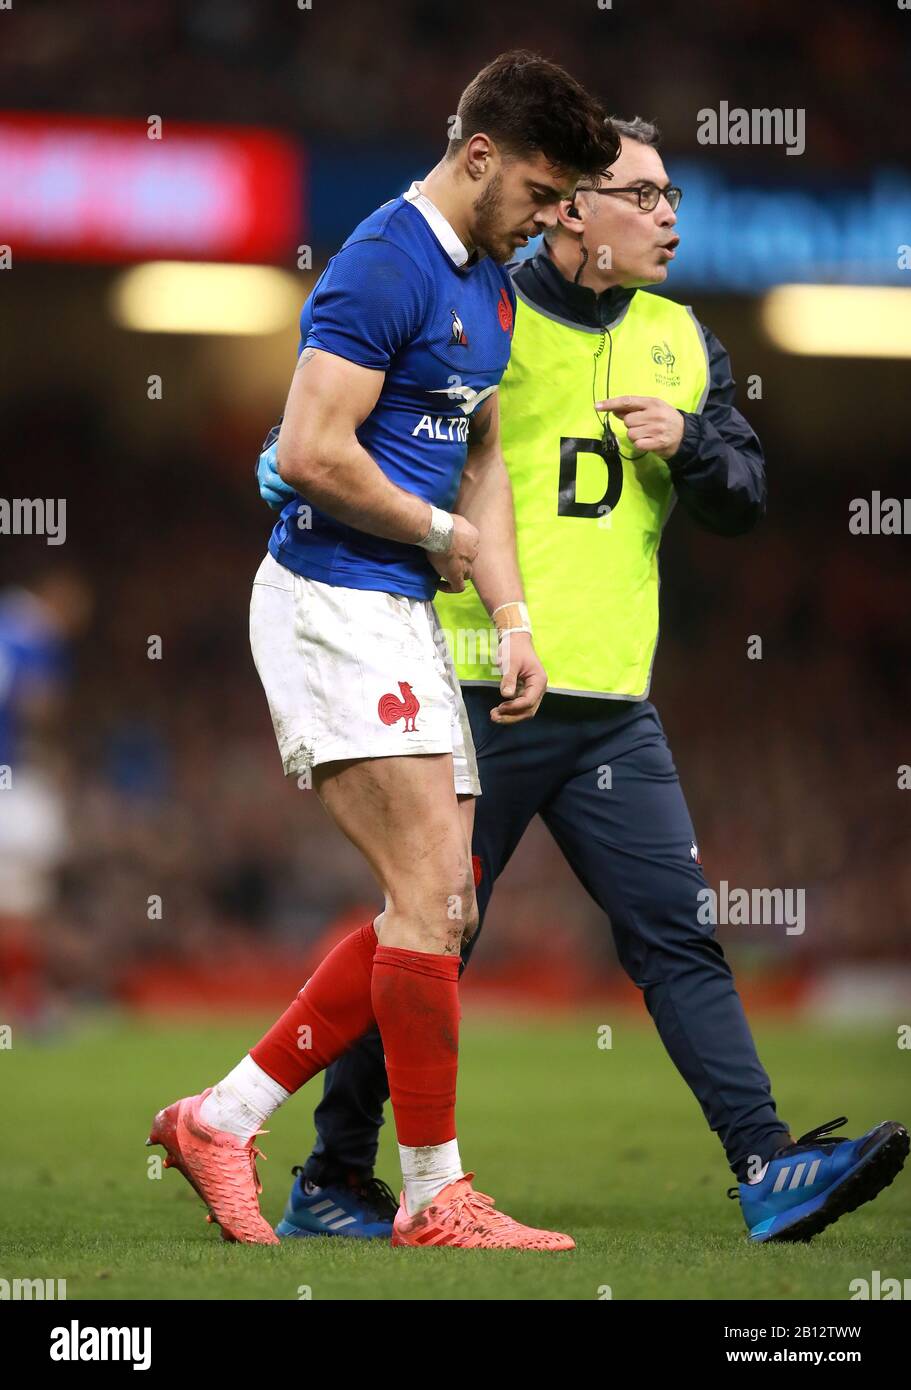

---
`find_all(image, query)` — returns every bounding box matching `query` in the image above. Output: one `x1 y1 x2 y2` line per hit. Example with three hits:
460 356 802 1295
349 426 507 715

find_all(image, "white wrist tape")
418 506 454 554
492 600 532 635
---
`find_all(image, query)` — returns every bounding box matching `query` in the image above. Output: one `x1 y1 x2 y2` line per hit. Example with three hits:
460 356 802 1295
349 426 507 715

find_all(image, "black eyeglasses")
584 182 682 213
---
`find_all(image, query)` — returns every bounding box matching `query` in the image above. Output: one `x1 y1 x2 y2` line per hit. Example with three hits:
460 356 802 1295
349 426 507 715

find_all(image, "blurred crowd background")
2 0 906 166
1 0 909 1020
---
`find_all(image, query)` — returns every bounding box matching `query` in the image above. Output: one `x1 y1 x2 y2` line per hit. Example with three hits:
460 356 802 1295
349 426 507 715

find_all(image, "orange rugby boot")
147 1088 279 1245
392 1174 574 1251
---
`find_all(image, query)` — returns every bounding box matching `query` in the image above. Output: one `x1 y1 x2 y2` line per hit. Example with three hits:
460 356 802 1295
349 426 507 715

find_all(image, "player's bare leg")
312 754 571 1249
312 756 470 1193
150 751 572 1248
147 750 461 1245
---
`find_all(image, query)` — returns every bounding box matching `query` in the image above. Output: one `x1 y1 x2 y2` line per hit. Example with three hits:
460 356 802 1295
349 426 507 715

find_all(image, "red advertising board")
0 111 303 263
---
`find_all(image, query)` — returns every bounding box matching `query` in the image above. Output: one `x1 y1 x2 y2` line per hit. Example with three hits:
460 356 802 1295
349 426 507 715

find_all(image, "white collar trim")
403 181 471 267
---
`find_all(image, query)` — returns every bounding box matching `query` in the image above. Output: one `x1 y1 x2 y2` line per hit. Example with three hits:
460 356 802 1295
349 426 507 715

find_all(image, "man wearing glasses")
259 116 908 1245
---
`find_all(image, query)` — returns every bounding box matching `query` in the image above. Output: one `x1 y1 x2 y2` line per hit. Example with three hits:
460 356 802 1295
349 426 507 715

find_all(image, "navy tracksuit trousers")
302 688 789 1183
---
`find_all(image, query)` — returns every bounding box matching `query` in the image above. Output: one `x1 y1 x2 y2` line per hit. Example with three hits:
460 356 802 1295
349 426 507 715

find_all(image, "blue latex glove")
257 438 296 510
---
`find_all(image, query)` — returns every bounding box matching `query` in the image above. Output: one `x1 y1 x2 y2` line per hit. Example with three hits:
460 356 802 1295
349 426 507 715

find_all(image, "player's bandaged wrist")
418 505 454 554
492 601 532 636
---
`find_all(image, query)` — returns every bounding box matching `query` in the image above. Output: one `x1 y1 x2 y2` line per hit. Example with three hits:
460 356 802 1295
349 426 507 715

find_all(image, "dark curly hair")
447 50 619 179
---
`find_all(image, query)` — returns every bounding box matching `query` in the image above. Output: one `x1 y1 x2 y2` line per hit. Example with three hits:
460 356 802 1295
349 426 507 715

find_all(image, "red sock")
371 945 460 1147
250 922 377 1092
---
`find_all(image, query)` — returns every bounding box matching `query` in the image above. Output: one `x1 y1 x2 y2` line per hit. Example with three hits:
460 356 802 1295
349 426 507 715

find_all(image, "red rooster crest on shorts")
377 681 420 732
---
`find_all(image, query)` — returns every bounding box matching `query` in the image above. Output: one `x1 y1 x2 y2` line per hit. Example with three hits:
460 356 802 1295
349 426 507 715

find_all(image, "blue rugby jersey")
268 184 516 600
0 587 66 767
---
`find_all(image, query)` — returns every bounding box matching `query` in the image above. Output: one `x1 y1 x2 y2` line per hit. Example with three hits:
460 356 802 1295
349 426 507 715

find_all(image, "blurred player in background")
260 117 908 1246
0 566 91 1027
149 52 620 1249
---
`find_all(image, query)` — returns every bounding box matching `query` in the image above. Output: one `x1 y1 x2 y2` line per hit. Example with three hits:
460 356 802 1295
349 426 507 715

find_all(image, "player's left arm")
454 393 546 724
597 323 767 537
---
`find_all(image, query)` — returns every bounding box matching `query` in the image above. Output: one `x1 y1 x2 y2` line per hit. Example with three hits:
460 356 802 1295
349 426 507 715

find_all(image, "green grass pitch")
2 1011 908 1300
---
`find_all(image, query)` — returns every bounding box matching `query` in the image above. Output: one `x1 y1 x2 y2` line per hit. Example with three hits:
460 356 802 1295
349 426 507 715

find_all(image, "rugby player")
148 52 619 1250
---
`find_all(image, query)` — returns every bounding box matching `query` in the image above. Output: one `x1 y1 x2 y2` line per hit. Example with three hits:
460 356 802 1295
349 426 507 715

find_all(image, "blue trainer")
730 1116 909 1243
275 1167 397 1239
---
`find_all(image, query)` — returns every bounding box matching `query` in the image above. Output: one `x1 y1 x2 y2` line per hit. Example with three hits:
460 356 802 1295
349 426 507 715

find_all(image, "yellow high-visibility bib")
434 287 709 697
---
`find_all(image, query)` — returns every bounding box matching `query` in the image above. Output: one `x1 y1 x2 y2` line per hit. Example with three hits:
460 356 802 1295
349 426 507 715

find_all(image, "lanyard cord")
594 326 639 461
591 326 607 436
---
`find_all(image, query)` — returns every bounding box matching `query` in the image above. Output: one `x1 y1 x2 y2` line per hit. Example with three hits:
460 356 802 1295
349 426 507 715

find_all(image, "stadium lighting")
110 262 301 335
761 285 911 358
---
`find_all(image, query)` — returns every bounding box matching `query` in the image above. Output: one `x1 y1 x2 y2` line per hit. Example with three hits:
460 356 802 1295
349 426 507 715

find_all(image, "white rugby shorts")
249 552 480 796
